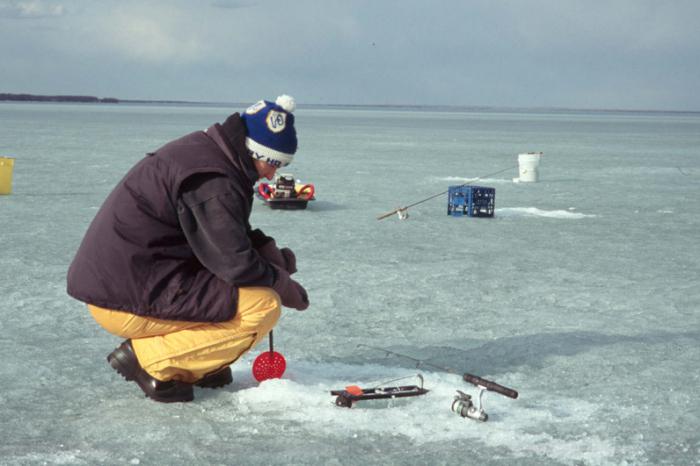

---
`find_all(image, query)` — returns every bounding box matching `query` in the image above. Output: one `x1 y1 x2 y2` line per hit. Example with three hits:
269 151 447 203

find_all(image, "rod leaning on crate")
376 165 516 220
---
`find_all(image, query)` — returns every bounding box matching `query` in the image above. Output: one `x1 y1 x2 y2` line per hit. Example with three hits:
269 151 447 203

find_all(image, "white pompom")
275 94 296 113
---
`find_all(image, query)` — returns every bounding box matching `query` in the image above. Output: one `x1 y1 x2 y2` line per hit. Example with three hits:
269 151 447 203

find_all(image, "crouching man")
67 95 308 402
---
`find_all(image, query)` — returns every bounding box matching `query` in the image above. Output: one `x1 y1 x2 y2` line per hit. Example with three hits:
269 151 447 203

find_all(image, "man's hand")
258 240 297 274
272 266 308 311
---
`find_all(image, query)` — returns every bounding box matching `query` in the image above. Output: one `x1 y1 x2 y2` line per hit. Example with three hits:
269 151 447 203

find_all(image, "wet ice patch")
434 176 513 184
497 207 596 219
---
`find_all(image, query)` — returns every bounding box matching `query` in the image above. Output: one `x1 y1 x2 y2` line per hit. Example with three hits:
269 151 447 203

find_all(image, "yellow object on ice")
0 157 14 195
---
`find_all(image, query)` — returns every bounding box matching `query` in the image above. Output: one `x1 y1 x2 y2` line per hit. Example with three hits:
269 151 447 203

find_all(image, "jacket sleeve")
249 227 273 249
177 174 276 287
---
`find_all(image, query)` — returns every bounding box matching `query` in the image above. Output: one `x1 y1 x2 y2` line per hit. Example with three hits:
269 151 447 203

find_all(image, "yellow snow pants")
88 287 281 383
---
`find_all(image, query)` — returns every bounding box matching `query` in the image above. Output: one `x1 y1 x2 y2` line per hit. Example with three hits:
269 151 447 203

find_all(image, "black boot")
195 366 233 389
107 340 194 403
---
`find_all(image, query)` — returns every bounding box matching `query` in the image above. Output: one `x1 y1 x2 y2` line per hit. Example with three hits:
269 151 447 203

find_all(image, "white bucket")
516 152 542 182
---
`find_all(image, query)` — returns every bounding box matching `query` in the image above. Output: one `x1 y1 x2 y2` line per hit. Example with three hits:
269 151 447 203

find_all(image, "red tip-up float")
252 330 286 381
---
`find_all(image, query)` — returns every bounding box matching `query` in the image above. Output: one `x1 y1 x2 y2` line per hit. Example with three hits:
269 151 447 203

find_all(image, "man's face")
253 159 278 180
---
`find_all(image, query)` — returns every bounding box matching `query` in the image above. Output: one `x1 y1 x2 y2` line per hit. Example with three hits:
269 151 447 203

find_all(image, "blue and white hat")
241 95 298 168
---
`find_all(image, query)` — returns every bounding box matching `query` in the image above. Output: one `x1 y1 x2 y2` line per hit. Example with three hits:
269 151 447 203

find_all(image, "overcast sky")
1 0 698 110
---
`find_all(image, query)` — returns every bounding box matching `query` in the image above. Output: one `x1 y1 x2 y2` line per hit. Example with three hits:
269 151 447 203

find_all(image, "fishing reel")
451 389 488 422
452 374 519 422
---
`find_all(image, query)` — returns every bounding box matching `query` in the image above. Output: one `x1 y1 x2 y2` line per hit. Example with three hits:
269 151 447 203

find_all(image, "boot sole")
195 367 233 389
110 353 230 389
107 342 194 403
107 349 136 381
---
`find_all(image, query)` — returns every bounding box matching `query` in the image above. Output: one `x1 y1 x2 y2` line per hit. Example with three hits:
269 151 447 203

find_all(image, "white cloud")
90 6 206 64
0 0 65 18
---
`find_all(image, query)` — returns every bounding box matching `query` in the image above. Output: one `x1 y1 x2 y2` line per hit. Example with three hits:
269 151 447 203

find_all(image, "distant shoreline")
0 93 193 105
1 92 698 115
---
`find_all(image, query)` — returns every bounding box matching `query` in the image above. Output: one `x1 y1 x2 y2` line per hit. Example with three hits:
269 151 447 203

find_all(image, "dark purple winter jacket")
67 114 275 322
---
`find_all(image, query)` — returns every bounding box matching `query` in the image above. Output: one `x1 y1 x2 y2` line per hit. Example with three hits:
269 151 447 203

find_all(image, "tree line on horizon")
0 93 119 103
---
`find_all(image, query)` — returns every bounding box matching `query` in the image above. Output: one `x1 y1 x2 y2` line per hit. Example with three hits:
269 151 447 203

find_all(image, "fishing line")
376 164 518 220
357 344 460 374
363 373 425 390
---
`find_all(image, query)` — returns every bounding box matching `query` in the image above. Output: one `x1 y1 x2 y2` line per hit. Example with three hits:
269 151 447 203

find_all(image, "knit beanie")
241 95 298 168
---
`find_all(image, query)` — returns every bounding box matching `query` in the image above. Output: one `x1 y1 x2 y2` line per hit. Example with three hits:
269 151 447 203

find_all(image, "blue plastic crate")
447 185 495 217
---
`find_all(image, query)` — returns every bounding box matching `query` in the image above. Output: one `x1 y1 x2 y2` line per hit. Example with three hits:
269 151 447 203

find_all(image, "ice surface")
1 103 699 465
496 207 596 219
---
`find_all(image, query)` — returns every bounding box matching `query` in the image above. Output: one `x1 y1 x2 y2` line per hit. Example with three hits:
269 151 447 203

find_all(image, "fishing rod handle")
463 373 519 399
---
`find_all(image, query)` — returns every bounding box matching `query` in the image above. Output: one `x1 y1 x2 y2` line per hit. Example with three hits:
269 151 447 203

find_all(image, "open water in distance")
1 102 699 465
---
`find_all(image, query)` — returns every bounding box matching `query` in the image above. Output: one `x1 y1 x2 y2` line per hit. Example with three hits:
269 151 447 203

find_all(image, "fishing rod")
358 344 518 398
376 165 518 221
358 344 518 421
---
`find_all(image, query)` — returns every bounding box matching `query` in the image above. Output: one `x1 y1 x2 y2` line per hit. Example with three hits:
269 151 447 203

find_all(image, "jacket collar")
206 113 259 185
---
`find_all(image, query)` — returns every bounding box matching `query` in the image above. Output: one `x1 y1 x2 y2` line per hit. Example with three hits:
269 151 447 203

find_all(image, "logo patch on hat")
246 101 266 115
266 110 286 133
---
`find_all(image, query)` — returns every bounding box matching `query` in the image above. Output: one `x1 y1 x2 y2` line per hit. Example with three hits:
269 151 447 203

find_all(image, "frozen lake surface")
1 102 699 465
